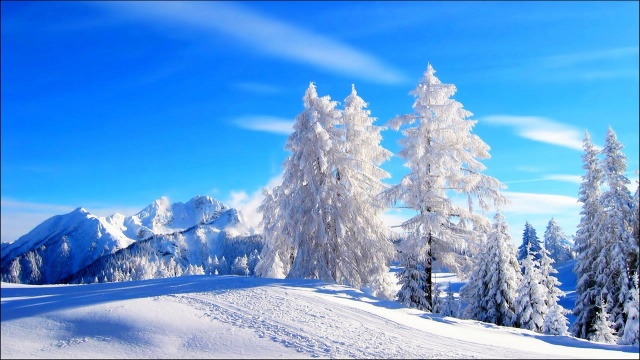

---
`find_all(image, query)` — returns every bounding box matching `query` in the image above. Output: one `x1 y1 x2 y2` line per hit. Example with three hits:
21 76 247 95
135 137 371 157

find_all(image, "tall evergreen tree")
572 131 604 339
326 85 394 293
441 282 459 317
514 246 547 333
619 273 639 346
460 212 520 326
590 295 618 344
539 246 569 335
384 64 507 311
593 127 635 338
257 83 394 294
396 252 430 311
544 218 573 264
518 222 542 262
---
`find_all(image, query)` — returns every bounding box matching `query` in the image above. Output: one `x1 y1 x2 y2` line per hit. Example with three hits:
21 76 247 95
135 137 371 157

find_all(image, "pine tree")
544 218 573 264
518 222 542 262
590 295 618 344
458 237 490 321
619 273 639 345
232 255 250 276
255 187 294 278
593 127 634 337
328 85 394 295
441 282 459 317
485 213 521 327
396 253 430 311
460 212 520 326
631 176 639 279
572 131 604 339
539 246 569 335
385 64 507 311
514 246 547 332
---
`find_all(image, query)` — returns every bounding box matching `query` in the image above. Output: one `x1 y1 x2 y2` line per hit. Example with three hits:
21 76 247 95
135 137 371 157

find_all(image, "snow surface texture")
2 268 638 359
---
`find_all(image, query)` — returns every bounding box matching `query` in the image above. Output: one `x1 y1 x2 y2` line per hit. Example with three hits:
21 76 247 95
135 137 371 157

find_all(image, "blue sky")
2 1 639 245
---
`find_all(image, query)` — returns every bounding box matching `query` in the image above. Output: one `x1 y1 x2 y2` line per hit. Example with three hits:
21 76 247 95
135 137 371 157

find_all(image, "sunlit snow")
2 265 637 359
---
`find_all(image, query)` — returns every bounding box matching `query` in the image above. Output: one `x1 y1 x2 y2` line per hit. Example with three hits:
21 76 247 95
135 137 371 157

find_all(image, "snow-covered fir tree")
514 245 547 333
396 252 430 311
440 282 459 317
257 83 393 293
256 83 341 282
518 222 542 263
458 235 490 321
460 212 520 326
543 218 573 264
384 64 507 311
590 295 618 344
231 255 250 276
631 176 639 279
323 85 394 294
539 247 569 335
572 131 604 340
255 187 293 278
592 127 635 338
619 273 639 345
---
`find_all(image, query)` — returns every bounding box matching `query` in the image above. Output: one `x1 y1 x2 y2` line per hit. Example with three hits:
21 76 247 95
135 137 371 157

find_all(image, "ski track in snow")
168 286 559 359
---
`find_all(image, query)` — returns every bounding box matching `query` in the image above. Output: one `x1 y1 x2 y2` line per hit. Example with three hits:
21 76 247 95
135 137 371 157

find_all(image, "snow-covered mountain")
0 196 257 285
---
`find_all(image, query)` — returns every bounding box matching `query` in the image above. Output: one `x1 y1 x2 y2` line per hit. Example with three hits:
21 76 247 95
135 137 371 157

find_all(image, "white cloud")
503 174 582 185
482 115 585 151
233 116 294 135
498 191 581 246
100 2 406 84
502 191 580 215
225 175 283 231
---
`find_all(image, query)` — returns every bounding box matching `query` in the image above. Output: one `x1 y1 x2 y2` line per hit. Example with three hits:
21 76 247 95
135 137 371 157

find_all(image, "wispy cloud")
503 174 582 185
99 2 406 84
233 82 282 95
502 191 580 216
541 46 639 69
234 116 294 136
482 115 585 151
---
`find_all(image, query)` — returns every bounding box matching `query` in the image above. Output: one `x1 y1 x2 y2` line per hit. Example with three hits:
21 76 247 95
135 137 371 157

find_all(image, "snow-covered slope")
1 274 637 359
0 196 252 284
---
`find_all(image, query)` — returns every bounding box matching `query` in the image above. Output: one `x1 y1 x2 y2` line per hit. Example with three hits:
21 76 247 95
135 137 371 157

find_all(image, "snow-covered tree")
458 237 490 320
514 246 547 332
572 131 604 339
460 212 520 326
543 218 573 264
232 255 250 276
257 83 394 295
384 64 507 311
590 295 618 344
327 85 394 295
396 252 430 311
255 187 294 278
484 213 521 326
539 247 569 335
518 222 542 263
440 282 459 317
592 127 635 338
631 176 639 279
619 273 639 345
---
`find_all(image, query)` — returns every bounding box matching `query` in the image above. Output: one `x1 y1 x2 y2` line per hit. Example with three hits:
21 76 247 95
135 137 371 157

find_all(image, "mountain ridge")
1 195 259 285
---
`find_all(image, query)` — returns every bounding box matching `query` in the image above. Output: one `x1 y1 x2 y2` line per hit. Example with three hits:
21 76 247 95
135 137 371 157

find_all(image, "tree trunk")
424 231 433 312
